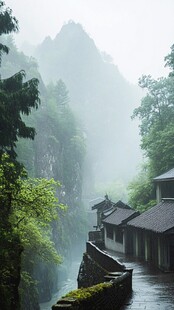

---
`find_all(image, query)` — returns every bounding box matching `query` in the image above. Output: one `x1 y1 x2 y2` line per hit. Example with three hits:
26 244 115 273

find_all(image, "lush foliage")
0 70 40 158
0 1 18 62
0 5 40 161
0 154 64 309
0 2 65 309
0 153 63 257
128 163 156 211
129 45 174 211
9 168 64 266
64 282 112 302
0 4 89 310
0 33 87 307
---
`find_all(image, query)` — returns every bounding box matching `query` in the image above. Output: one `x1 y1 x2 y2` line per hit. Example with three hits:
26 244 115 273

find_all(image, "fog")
3 0 174 188
4 0 174 197
2 2 174 308
5 0 174 83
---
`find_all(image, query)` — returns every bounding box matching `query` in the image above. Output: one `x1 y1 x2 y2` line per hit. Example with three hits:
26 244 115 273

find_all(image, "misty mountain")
34 21 142 187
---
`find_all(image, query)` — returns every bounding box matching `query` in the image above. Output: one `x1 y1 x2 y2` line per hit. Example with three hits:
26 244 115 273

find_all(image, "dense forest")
1 1 174 309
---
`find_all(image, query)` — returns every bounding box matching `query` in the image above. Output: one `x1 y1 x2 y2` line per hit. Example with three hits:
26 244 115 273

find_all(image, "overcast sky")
4 0 174 84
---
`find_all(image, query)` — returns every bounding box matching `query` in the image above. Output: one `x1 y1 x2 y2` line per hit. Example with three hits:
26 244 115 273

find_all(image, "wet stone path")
107 251 174 310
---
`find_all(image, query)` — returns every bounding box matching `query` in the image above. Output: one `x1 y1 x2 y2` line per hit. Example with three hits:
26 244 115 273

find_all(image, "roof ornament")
105 194 109 200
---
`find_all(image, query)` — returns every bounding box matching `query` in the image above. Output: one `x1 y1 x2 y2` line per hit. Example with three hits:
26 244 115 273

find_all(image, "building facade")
90 168 174 271
102 201 139 254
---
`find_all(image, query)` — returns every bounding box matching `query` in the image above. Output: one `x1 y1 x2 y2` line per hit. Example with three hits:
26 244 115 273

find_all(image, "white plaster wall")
105 237 124 252
104 227 124 253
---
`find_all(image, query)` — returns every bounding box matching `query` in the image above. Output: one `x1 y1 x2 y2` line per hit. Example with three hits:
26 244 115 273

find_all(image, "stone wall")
52 272 132 309
52 242 133 309
77 252 107 288
86 241 126 272
88 230 103 242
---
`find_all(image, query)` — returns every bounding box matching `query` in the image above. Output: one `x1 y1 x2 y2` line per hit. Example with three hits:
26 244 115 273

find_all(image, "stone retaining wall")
77 252 107 288
52 272 132 309
52 242 132 309
86 241 126 272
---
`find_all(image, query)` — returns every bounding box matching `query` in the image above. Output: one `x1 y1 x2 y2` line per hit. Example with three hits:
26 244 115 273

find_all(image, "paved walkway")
107 251 174 310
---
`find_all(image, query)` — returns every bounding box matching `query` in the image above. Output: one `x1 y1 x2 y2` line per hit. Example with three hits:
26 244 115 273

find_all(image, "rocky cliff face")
35 21 142 187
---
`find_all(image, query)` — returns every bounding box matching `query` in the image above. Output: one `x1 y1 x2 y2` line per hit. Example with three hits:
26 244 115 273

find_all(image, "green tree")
0 34 45 93
0 2 40 161
0 154 64 309
14 76 86 303
0 2 41 308
164 43 174 75
0 154 23 310
0 1 18 62
129 45 174 211
128 163 156 212
132 74 174 177
0 9 87 304
47 79 69 107
0 70 40 159
10 167 64 309
132 75 174 136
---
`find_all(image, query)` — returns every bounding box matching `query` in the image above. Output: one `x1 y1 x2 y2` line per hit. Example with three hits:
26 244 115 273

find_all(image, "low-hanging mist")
34 21 142 194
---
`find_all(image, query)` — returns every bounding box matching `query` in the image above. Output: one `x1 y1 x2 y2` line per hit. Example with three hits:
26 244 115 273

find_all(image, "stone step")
107 271 123 276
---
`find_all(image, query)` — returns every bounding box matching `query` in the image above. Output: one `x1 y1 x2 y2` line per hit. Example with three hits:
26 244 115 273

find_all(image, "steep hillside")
35 21 142 187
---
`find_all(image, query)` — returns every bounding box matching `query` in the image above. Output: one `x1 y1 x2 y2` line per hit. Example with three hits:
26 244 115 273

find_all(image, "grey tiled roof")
103 207 115 217
114 200 131 209
92 199 115 210
154 168 174 181
128 199 174 233
102 206 138 226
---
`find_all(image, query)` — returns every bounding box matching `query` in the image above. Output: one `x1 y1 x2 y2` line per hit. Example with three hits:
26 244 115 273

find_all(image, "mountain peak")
57 21 86 37
54 20 93 47
34 22 141 181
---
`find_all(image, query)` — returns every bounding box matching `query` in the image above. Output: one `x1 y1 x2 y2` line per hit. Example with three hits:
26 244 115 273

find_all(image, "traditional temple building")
127 198 174 270
90 168 174 271
102 201 139 253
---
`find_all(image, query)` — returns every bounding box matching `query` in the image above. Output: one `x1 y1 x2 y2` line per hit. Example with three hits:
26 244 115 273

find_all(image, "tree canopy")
0 70 40 159
0 1 18 62
0 22 44 304
129 44 174 211
0 154 64 309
